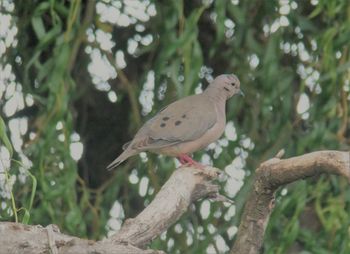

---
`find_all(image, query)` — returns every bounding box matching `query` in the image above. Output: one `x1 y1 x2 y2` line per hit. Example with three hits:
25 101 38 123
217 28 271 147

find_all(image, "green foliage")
0 116 13 157
1 0 349 253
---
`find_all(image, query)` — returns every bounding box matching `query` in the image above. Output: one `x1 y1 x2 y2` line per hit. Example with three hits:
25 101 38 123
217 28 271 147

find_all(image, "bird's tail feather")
106 150 136 171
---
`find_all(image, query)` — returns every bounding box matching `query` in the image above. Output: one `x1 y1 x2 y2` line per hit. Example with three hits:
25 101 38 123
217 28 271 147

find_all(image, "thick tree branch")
107 166 221 248
0 166 221 254
231 150 350 254
0 222 159 254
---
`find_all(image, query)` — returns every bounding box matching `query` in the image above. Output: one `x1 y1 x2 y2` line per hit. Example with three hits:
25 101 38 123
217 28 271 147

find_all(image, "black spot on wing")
175 120 182 126
162 116 170 121
160 123 166 127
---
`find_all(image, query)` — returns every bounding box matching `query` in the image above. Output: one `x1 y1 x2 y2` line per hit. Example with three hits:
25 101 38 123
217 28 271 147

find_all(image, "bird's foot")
177 154 205 169
177 154 221 179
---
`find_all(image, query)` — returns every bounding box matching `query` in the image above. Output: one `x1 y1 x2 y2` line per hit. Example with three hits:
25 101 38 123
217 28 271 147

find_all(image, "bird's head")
207 74 243 100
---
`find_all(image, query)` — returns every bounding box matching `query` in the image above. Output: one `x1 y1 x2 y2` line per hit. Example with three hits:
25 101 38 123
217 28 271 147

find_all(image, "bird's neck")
204 87 228 102
203 89 227 120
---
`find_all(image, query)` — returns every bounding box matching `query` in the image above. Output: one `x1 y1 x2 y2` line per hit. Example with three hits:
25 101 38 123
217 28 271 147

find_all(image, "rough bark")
0 222 160 254
230 150 350 254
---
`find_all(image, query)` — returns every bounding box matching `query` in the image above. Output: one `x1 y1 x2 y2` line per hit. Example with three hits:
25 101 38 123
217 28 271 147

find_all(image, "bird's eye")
230 82 236 86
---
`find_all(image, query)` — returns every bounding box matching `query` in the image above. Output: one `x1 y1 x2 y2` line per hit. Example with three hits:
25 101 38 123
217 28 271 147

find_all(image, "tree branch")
0 222 160 254
108 166 221 248
0 166 222 253
230 150 350 254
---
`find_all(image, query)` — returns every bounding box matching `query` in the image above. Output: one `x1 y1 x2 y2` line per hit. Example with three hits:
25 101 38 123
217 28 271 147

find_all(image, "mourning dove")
107 74 243 170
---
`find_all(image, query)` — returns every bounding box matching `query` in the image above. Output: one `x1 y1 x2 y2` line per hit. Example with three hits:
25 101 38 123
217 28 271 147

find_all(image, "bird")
107 74 243 170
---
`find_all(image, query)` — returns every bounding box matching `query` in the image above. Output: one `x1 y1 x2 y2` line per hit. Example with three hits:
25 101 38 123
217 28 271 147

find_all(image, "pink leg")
176 154 205 169
177 156 187 165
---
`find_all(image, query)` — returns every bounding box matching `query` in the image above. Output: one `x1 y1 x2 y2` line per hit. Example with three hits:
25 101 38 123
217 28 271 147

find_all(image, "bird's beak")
238 89 245 97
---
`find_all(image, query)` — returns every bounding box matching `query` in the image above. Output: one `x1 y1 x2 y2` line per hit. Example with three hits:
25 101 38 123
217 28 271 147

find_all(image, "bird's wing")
130 94 217 150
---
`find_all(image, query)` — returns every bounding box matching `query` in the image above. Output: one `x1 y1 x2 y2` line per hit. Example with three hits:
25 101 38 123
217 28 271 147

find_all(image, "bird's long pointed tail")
106 149 136 171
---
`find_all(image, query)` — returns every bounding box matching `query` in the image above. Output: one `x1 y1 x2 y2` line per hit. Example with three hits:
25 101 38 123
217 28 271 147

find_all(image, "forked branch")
0 166 222 254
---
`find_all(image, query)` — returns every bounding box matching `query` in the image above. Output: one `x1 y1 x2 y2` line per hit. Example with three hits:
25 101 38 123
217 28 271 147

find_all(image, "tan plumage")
107 74 242 170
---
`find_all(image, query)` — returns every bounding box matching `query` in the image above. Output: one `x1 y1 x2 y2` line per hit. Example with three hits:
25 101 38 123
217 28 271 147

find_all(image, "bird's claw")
194 166 221 179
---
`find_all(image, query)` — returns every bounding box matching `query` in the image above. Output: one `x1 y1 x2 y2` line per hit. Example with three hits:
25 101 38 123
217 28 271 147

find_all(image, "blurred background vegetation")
0 0 349 253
